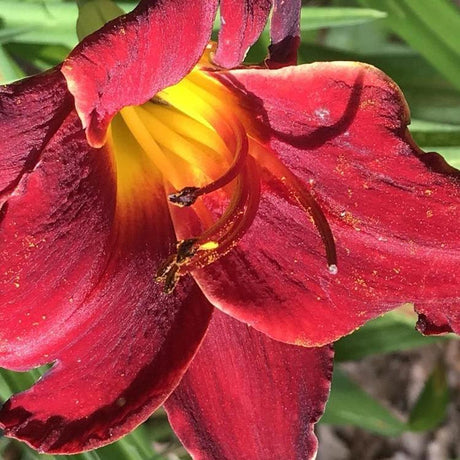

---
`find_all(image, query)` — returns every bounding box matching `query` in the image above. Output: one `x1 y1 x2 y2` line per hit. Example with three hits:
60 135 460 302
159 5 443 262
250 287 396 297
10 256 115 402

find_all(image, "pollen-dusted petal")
61 0 218 147
165 310 333 460
0 70 73 198
0 108 213 453
191 62 460 346
267 0 301 67
214 0 272 68
0 280 212 453
0 110 117 369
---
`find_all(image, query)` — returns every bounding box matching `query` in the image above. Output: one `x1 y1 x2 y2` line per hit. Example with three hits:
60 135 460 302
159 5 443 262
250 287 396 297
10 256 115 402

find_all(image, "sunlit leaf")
299 7 386 30
357 0 460 91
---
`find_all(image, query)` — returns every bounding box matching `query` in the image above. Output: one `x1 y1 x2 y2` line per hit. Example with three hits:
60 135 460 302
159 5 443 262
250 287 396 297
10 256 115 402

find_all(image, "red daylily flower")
0 0 459 458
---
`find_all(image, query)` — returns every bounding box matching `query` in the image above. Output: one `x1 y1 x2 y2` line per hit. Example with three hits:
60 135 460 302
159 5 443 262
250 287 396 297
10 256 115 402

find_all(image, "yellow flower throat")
109 46 337 293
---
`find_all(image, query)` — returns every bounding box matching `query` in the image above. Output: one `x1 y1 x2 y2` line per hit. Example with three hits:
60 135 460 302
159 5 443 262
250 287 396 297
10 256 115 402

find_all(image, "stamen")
119 106 182 188
138 105 228 180
157 158 261 293
160 76 238 153
180 157 261 272
169 121 249 207
168 187 200 207
155 238 199 294
142 103 232 163
250 139 338 269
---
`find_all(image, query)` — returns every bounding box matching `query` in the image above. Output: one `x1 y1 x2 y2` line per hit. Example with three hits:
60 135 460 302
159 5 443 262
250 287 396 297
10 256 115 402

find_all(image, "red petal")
0 283 211 453
192 63 459 345
0 70 73 198
0 94 213 451
1 106 117 369
165 310 333 460
214 0 272 68
61 0 218 147
267 0 301 67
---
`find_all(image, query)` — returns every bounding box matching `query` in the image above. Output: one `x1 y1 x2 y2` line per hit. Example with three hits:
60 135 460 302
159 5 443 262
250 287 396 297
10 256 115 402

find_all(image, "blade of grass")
0 1 136 46
357 0 460 91
300 7 386 30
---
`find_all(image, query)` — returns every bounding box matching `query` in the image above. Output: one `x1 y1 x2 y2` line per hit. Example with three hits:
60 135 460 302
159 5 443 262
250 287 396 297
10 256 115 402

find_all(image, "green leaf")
335 310 449 362
357 0 460 92
408 363 449 432
5 42 70 74
0 44 24 82
410 119 460 148
300 7 386 30
0 1 137 47
0 27 34 44
320 368 406 436
76 0 125 41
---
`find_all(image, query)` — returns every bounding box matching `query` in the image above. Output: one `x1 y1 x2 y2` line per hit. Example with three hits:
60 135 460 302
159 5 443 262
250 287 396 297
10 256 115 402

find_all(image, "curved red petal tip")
214 0 272 68
0 282 212 453
61 0 218 147
192 62 459 346
165 310 333 460
416 313 454 335
266 0 301 67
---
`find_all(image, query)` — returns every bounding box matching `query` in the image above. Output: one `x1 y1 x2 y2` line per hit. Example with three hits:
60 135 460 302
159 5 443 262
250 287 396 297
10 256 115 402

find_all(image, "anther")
156 239 199 293
169 187 200 207
164 265 180 294
176 238 199 263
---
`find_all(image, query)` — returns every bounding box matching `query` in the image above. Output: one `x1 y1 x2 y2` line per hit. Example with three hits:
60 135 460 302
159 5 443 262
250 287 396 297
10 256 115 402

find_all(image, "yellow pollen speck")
199 241 219 251
424 189 433 196
341 211 361 230
426 210 433 218
393 268 401 274
360 99 376 109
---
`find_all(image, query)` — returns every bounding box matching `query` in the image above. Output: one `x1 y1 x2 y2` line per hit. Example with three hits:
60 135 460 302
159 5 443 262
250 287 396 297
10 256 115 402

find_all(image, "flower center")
109 45 337 293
